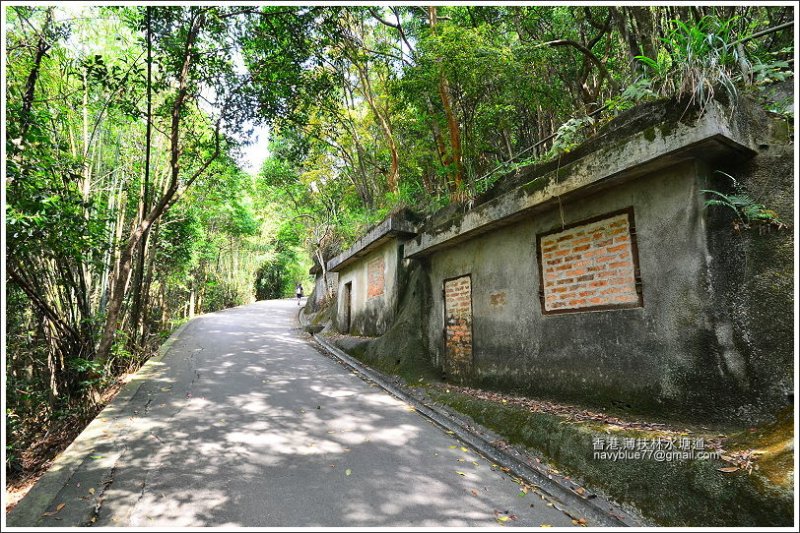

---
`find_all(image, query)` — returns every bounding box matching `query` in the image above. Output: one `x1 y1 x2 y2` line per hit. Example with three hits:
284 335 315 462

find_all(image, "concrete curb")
6 320 192 527
297 307 640 527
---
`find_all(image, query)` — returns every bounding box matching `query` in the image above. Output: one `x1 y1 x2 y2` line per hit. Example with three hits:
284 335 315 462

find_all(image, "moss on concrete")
428 389 793 527
722 407 794 492
328 261 440 384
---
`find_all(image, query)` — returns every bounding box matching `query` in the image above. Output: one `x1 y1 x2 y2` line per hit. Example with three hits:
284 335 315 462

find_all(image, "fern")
702 171 785 230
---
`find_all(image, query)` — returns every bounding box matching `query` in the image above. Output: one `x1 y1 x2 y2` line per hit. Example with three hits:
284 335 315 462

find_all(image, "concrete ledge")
405 101 757 258
6 321 191 527
327 211 417 273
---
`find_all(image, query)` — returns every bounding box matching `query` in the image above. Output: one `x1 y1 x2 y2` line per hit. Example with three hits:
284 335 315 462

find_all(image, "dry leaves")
719 449 760 474
42 502 65 516
439 384 685 433
494 509 518 525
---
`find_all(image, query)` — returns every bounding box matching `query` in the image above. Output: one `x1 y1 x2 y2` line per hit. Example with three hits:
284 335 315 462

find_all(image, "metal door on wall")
443 274 473 381
342 282 352 333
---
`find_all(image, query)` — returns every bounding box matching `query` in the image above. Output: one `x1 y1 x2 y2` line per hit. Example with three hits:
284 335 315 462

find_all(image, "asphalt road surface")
11 299 577 527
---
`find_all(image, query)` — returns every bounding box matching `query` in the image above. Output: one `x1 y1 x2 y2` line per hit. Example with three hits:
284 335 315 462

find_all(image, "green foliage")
636 15 754 110
255 258 289 300
202 274 248 312
546 115 596 157
604 78 659 113
702 172 786 231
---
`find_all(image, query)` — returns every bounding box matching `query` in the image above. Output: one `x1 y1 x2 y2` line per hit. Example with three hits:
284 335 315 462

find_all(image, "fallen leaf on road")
449 445 457 449
88 488 96 495
460 447 469 452
345 469 352 476
455 471 467 476
541 524 552 528
42 503 66 516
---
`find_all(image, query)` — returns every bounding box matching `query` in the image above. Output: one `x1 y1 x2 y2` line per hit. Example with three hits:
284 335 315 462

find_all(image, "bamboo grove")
4 5 793 479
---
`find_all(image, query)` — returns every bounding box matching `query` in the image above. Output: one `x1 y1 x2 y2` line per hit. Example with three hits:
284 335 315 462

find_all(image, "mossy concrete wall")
306 269 338 313
334 239 403 336
415 99 792 425
702 115 794 422
323 97 792 426
336 260 439 382
424 160 732 418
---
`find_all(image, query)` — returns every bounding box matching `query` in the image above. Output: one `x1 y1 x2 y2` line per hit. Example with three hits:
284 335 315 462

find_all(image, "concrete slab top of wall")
405 100 759 259
327 211 417 273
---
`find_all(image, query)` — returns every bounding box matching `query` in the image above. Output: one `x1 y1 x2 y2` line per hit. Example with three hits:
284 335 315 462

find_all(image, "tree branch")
546 39 619 92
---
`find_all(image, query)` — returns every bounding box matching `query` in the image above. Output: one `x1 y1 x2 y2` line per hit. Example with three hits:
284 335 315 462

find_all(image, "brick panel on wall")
538 209 642 314
444 275 473 380
367 256 385 298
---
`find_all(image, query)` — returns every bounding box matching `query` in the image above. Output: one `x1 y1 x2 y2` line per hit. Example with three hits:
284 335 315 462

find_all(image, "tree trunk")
354 63 399 193
97 10 207 361
129 7 154 348
19 8 54 139
428 6 465 196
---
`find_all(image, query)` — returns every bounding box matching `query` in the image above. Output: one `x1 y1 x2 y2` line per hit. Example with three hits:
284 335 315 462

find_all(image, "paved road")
11 299 577 527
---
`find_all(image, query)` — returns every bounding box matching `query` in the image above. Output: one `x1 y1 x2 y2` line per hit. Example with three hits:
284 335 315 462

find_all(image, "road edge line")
6 320 192 527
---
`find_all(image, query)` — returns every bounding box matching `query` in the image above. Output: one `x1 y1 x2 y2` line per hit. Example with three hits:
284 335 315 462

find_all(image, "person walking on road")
295 282 304 305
